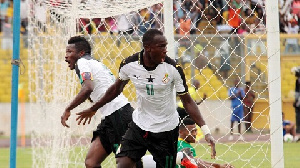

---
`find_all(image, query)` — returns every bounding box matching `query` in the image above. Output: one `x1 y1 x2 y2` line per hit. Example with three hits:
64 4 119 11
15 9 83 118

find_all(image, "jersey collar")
178 137 189 144
139 50 160 71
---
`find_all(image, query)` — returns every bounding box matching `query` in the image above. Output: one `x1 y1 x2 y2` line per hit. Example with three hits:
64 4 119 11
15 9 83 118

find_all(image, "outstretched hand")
61 110 71 128
205 134 216 159
76 108 96 125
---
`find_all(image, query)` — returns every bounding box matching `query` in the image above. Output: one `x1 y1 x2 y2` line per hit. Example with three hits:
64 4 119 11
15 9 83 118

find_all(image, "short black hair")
245 81 251 86
179 118 195 130
142 29 164 46
68 36 91 54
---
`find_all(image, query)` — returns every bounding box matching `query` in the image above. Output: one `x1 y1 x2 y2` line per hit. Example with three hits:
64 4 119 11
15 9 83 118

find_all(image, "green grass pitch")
0 143 299 168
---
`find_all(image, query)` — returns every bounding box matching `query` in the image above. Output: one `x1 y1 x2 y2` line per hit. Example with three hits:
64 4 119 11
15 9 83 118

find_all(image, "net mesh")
27 0 291 167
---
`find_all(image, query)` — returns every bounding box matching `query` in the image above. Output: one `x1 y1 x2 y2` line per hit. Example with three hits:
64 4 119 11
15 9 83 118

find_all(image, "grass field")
0 142 299 168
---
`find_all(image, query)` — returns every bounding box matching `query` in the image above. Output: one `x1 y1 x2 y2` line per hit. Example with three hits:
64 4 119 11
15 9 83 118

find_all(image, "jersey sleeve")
118 59 130 81
77 59 93 84
174 64 188 95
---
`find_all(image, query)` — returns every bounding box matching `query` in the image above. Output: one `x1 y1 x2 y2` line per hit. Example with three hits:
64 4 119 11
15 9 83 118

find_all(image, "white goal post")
27 0 284 167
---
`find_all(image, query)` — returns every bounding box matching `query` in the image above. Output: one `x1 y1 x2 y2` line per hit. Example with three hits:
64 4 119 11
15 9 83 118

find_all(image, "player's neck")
143 53 156 68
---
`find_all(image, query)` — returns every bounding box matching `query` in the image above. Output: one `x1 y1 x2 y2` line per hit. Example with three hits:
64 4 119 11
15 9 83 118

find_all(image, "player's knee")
85 158 100 168
116 157 135 168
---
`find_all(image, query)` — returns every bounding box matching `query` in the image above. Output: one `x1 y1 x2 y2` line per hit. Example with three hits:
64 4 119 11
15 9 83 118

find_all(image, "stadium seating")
1 34 300 102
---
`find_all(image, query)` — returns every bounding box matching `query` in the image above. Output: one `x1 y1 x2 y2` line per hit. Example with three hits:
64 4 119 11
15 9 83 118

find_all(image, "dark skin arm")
179 93 216 159
76 78 129 125
61 79 94 128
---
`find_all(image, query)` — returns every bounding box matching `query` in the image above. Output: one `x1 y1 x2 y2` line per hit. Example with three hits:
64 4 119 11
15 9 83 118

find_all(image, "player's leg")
85 136 109 168
116 122 148 168
116 156 136 168
237 106 244 140
243 106 250 131
248 107 253 132
148 126 179 168
296 108 300 133
286 122 297 137
229 110 237 141
228 120 234 141
86 120 113 168
237 106 244 135
86 103 134 168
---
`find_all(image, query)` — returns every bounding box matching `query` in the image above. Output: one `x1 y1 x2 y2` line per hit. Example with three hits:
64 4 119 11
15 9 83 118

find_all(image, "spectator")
280 0 293 18
136 8 151 35
189 0 202 34
214 38 231 79
256 7 266 25
279 15 287 33
0 0 9 32
249 18 266 55
228 79 245 141
149 3 164 30
92 18 106 33
179 10 191 36
228 0 242 33
106 17 118 34
282 112 299 142
285 18 299 53
78 18 92 34
179 10 192 48
193 44 209 70
20 0 28 34
211 0 224 25
20 0 28 47
284 8 298 25
1 15 12 51
237 23 249 35
181 0 194 13
250 0 265 14
244 8 256 26
34 1 47 32
243 81 255 133
292 0 300 16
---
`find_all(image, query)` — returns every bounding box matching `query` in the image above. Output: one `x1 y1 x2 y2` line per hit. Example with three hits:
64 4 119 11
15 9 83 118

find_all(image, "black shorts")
91 103 133 154
116 121 179 168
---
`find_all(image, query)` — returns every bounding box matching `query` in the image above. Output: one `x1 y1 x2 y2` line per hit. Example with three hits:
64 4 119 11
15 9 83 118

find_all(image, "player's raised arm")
61 80 94 128
61 36 96 128
76 78 129 125
179 91 216 159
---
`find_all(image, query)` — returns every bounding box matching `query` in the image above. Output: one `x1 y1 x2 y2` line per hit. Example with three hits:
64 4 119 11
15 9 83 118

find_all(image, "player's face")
184 124 197 143
65 44 80 70
148 35 167 65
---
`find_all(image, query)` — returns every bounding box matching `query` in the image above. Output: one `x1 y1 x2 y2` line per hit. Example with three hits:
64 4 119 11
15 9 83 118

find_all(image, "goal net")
27 0 285 167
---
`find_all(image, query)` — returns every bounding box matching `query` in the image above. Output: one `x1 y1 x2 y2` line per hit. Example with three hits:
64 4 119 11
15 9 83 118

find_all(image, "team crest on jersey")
162 73 170 84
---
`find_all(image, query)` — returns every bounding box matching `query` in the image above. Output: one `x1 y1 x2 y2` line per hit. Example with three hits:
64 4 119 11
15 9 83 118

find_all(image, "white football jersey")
75 54 129 119
119 51 188 132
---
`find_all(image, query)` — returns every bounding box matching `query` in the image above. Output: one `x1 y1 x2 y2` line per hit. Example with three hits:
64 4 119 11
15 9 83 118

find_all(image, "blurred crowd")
0 0 300 49
74 0 300 37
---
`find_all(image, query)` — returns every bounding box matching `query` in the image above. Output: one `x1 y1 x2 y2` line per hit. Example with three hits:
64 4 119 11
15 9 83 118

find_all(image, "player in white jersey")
76 29 216 168
61 36 134 168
